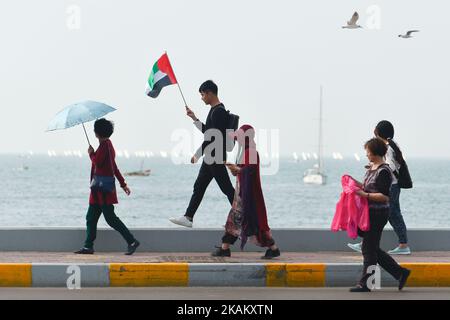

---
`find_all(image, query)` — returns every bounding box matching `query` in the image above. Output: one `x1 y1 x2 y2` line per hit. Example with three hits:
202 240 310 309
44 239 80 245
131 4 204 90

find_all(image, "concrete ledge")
1 262 450 287
189 263 265 287
32 264 109 287
2 228 450 252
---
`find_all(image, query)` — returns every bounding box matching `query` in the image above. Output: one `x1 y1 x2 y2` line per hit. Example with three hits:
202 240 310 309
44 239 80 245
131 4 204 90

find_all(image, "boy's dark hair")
375 120 394 139
94 118 114 138
199 80 218 95
364 138 388 157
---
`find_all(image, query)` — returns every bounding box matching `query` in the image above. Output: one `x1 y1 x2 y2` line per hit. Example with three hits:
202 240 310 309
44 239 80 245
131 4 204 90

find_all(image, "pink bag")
331 175 370 239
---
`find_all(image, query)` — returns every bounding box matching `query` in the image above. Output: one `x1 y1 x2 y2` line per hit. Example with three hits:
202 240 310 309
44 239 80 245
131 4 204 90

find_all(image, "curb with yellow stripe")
1 263 450 287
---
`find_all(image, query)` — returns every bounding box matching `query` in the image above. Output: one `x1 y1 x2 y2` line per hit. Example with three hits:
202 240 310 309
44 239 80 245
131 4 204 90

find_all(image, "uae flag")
145 53 178 98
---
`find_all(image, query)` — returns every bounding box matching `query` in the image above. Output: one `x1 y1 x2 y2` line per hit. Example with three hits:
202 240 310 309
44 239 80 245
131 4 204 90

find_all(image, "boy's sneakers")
261 248 281 260
74 247 94 254
347 242 362 253
169 216 193 228
388 246 411 255
349 284 371 293
125 240 140 256
398 268 411 290
211 246 231 257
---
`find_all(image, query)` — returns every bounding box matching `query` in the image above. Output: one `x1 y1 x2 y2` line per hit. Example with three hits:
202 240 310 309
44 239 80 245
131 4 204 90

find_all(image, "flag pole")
165 51 188 108
176 83 188 108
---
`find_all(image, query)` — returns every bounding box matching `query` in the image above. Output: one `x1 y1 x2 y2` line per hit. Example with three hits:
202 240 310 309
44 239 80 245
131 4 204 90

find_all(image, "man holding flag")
146 54 235 228
170 80 235 227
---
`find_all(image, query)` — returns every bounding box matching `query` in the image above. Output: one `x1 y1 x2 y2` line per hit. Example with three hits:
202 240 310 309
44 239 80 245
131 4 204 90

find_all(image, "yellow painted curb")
266 264 326 287
0 264 32 287
400 263 450 287
266 263 287 287
109 263 189 287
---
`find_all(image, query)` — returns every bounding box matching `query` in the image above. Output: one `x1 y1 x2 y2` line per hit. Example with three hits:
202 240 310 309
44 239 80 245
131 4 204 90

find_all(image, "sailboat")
303 86 327 185
124 159 151 177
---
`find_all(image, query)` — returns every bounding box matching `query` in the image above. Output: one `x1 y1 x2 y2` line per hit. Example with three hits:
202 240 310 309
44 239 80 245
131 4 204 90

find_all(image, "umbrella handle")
82 122 91 146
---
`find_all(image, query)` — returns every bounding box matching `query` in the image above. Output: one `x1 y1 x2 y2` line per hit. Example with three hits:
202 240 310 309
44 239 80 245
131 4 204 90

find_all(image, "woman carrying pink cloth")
331 175 370 239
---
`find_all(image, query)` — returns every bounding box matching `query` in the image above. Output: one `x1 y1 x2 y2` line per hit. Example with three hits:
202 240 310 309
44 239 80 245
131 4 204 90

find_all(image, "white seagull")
398 30 420 38
342 12 362 29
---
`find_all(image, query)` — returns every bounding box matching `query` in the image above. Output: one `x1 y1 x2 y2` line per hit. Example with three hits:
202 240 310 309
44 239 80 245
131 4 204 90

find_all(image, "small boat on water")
125 169 151 177
124 159 151 177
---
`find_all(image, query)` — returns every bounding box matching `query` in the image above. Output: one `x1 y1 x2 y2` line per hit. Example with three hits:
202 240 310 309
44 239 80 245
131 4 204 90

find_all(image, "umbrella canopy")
47 100 116 131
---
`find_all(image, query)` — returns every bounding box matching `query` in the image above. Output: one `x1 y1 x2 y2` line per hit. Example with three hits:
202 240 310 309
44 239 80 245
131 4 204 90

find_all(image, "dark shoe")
399 268 411 290
74 247 94 254
211 246 231 257
261 248 281 260
125 240 140 256
349 285 371 293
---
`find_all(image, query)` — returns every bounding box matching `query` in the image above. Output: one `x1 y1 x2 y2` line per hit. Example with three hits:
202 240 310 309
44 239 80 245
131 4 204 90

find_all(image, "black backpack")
216 105 239 152
388 140 413 189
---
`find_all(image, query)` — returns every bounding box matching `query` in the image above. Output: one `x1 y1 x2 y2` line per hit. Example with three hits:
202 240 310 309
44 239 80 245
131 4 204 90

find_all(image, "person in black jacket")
169 80 235 227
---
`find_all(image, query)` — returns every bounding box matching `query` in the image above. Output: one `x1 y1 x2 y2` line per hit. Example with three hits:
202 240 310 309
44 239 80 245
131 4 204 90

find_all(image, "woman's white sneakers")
388 246 412 255
347 242 362 253
169 216 193 228
348 242 412 255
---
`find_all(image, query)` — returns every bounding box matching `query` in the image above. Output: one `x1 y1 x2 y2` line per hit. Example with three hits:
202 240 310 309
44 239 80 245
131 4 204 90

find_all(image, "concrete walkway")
2 251 450 263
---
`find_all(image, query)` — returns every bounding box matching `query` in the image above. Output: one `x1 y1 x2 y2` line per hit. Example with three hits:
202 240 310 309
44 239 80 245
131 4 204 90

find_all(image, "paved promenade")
1 251 450 263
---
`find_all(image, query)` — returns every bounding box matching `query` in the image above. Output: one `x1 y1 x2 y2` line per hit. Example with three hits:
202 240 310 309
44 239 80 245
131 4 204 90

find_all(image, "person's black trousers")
358 208 404 287
185 161 235 219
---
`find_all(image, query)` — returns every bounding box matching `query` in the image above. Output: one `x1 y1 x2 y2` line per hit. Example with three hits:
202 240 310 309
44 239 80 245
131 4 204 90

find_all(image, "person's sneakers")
211 246 231 257
347 242 362 253
169 216 193 228
125 240 140 256
398 268 411 290
74 247 94 254
388 246 411 255
349 285 371 293
261 248 281 260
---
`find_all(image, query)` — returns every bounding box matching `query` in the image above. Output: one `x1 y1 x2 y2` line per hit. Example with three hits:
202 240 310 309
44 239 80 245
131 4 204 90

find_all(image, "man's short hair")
199 80 218 95
94 118 114 138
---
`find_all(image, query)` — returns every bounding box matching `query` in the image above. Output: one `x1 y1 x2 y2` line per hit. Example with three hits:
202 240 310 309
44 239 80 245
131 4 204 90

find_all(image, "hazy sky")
0 0 448 158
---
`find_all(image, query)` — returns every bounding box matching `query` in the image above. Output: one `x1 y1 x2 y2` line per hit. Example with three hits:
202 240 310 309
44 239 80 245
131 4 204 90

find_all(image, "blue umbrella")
47 100 116 145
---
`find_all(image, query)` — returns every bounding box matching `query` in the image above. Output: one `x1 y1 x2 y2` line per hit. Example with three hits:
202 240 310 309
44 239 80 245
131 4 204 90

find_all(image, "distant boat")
124 159 151 177
303 86 327 185
125 169 151 177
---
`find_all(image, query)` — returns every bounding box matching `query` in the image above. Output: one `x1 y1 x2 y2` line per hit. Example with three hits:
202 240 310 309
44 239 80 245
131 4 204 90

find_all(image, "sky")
0 0 448 158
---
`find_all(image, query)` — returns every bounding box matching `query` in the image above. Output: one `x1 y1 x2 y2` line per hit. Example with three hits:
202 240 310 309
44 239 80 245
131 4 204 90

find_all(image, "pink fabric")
331 175 370 239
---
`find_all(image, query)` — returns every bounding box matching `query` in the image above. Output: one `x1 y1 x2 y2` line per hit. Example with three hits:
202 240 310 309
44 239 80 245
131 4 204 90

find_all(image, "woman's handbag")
90 142 116 193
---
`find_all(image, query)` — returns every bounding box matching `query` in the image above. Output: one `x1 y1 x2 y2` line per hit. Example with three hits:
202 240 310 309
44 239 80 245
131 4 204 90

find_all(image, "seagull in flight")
342 12 362 29
398 30 420 38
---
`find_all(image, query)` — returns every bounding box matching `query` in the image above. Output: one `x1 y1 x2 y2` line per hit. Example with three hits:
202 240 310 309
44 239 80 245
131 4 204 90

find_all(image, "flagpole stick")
165 51 188 108
82 122 91 146
177 83 188 108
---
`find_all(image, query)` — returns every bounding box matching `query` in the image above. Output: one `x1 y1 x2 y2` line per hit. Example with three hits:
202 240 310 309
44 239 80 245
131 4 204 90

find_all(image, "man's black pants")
185 161 235 219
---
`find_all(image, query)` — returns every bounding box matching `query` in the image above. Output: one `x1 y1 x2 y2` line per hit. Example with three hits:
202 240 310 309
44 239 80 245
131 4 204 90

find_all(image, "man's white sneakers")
169 216 193 228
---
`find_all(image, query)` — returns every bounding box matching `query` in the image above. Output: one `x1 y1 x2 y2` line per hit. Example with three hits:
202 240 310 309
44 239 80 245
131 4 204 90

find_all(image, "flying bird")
342 12 362 29
398 30 420 38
